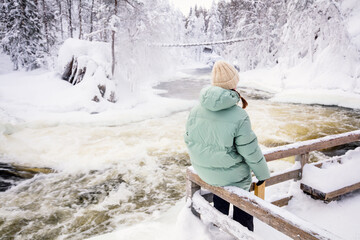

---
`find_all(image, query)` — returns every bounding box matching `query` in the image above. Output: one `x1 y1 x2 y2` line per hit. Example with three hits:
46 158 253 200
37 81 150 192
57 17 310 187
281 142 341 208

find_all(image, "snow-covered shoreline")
239 57 360 110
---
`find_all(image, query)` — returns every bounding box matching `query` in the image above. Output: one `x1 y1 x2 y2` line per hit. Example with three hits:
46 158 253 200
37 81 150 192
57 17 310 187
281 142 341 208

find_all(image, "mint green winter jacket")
184 86 270 190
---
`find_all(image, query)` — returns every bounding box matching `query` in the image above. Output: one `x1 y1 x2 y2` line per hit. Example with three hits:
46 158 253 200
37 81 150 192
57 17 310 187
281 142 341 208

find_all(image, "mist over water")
1 68 360 239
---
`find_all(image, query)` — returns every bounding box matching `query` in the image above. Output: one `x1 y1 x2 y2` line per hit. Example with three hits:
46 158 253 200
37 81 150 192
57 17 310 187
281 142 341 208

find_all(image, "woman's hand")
256 180 265 186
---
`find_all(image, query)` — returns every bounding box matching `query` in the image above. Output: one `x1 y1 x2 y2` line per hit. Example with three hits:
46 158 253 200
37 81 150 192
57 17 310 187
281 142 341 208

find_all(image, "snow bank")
302 147 360 192
237 0 360 109
286 182 360 240
0 53 13 74
239 46 360 109
271 89 360 109
58 39 111 74
0 40 196 125
86 199 232 240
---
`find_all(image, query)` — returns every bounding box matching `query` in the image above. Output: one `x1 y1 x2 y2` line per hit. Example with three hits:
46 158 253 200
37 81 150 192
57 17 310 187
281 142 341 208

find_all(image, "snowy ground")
239 64 360 110
0 60 195 127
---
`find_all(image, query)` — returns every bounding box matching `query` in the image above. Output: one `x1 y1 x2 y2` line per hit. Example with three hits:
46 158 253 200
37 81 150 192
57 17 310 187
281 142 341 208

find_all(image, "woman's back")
185 85 269 190
184 61 270 191
184 61 270 231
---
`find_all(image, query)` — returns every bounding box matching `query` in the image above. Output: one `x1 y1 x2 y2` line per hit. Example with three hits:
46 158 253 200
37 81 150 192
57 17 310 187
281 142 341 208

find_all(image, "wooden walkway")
186 130 360 240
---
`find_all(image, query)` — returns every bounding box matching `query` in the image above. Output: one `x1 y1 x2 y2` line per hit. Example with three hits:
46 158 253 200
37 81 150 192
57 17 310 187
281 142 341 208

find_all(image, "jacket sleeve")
234 116 270 181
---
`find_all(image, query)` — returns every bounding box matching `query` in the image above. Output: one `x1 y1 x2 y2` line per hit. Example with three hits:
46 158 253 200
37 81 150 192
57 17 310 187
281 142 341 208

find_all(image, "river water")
0 67 360 239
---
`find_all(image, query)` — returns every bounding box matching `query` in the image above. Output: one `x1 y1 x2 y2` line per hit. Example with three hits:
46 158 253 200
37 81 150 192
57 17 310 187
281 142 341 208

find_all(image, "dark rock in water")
0 163 24 192
0 163 53 192
76 175 124 206
321 142 360 157
0 180 12 192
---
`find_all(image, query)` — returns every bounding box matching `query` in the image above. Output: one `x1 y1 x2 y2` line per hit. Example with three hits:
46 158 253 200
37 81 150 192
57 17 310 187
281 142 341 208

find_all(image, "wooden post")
186 176 201 218
254 182 265 200
295 153 309 179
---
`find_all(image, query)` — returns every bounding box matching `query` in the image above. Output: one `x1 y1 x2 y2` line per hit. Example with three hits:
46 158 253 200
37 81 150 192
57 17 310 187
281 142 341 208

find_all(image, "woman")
184 60 270 231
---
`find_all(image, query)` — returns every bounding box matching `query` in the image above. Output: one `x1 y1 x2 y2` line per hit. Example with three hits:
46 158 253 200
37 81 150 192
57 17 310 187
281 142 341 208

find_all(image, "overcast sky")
169 0 214 15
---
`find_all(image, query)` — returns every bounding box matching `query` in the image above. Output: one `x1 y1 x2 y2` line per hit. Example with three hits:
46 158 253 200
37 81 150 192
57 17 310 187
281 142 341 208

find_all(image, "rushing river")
1 67 360 239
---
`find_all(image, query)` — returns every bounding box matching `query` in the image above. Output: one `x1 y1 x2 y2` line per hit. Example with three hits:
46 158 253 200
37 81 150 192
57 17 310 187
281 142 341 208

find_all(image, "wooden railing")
250 130 360 194
186 130 360 240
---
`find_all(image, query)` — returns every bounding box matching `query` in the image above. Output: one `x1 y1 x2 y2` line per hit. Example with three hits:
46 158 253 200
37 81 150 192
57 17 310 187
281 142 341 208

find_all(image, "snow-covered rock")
58 38 116 103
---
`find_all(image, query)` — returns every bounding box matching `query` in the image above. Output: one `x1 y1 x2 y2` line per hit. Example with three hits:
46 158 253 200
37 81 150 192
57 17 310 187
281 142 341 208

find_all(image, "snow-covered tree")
207 2 222 42
0 0 11 53
185 6 206 61
39 0 57 52
280 0 349 65
215 0 287 69
113 0 185 91
1 0 46 70
185 6 206 42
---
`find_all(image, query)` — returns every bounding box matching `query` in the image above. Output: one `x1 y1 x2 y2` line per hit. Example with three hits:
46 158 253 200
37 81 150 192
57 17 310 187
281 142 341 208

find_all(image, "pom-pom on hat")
211 61 239 90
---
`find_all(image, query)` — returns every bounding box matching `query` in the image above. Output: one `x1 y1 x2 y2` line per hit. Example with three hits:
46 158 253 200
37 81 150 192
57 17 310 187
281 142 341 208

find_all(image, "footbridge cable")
149 37 257 47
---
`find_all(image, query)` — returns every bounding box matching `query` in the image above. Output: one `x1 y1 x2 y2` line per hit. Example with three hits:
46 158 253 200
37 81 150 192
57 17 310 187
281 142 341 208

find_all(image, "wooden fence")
186 130 360 240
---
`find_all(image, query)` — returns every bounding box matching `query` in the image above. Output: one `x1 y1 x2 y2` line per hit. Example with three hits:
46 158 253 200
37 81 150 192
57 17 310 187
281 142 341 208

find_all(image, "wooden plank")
326 182 360 200
254 182 265 200
187 169 342 240
249 167 301 191
271 196 293 207
263 130 360 161
201 192 293 207
301 183 329 201
301 182 360 202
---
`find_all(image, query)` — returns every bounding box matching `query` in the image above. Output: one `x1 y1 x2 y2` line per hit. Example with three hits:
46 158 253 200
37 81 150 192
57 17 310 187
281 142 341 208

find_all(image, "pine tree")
3 0 45 70
0 0 11 53
39 0 56 52
207 2 222 42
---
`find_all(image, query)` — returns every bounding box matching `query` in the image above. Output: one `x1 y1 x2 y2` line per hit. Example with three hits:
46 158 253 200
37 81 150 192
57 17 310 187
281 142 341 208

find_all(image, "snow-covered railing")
263 130 360 161
187 169 342 240
186 130 360 239
249 130 360 192
149 37 257 47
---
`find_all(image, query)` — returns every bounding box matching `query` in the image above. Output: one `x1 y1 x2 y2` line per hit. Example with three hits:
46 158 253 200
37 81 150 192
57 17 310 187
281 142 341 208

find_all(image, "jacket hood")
200 86 240 111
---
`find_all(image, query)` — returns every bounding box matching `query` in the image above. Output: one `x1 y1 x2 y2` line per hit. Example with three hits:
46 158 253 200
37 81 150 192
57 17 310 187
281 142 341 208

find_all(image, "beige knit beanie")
211 61 239 90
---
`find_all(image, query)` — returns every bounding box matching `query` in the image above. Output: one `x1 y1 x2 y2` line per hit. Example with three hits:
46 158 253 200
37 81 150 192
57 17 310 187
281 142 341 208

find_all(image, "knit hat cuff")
212 73 239 89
